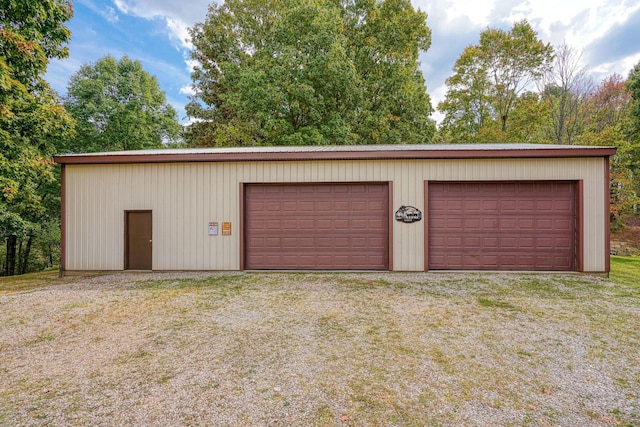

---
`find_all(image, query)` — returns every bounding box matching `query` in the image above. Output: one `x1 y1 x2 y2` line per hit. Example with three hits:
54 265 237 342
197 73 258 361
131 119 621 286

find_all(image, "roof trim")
53 145 617 164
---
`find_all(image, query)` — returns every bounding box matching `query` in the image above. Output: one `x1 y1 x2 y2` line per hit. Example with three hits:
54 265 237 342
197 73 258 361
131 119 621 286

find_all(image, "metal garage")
244 183 389 270
54 144 615 273
428 181 576 270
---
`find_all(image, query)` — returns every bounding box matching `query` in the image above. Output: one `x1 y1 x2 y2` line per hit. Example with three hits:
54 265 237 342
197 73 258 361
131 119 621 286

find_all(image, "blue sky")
46 0 640 125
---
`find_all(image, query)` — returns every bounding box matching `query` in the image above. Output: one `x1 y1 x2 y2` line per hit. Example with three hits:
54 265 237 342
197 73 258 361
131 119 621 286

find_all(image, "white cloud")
445 0 496 27
101 6 119 23
113 0 132 15
165 17 192 50
430 84 448 107
185 59 199 74
590 52 640 80
113 0 211 25
113 0 209 50
518 0 638 49
179 85 195 96
415 0 495 29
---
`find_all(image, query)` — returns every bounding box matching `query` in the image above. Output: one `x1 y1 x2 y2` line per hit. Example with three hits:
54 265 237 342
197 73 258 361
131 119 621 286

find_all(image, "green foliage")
1 0 74 275
505 91 550 143
63 55 182 152
0 0 72 88
578 73 640 223
627 62 640 141
624 63 640 205
438 20 553 143
186 0 435 147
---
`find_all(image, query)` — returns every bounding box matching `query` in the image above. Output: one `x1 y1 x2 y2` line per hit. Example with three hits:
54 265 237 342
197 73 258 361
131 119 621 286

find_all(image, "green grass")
477 297 517 309
0 269 70 293
2 256 638 295
610 256 640 289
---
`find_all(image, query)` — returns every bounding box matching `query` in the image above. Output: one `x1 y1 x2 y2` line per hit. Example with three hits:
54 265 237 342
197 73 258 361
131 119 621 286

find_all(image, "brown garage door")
428 182 575 271
245 183 389 270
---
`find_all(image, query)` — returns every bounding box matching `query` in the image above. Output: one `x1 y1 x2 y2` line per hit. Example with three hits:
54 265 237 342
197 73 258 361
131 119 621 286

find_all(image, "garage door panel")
316 201 332 210
351 237 367 247
332 186 350 193
500 200 517 211
245 183 389 270
265 237 281 247
553 219 573 230
367 199 385 208
334 219 349 229
481 200 498 210
429 182 575 271
299 219 315 229
299 201 315 211
282 201 298 211
518 218 535 229
501 219 517 229
368 218 386 229
265 201 282 211
266 219 282 229
464 200 484 211
317 219 333 229
350 201 367 210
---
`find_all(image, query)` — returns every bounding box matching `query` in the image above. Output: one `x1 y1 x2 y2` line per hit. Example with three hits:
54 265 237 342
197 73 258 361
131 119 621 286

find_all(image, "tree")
627 61 640 141
1 0 75 275
504 91 550 144
63 55 181 153
185 0 435 147
583 74 629 132
621 62 640 217
438 20 554 143
539 44 592 145
579 73 639 224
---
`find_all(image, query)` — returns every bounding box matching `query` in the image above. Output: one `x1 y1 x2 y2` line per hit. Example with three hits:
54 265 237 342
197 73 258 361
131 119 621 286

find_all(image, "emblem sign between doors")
395 206 422 223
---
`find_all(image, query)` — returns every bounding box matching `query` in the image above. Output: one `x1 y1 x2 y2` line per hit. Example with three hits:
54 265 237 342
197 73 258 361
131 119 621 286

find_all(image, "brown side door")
125 211 152 270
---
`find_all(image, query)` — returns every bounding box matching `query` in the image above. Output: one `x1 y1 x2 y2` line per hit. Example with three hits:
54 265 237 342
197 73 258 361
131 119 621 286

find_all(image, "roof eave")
53 147 618 165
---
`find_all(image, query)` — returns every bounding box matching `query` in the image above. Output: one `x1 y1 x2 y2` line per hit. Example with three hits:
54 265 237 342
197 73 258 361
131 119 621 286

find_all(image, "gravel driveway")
1 272 639 426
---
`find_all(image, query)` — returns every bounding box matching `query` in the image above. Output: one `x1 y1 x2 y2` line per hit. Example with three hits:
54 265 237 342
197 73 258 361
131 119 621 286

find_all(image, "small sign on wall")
395 206 422 223
222 222 232 235
208 222 219 236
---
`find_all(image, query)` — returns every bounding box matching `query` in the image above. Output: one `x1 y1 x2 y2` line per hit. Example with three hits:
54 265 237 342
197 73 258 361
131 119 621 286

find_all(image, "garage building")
54 144 615 273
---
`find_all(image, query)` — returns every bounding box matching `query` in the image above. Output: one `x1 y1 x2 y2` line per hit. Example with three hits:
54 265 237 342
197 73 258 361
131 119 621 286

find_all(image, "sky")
46 0 640 125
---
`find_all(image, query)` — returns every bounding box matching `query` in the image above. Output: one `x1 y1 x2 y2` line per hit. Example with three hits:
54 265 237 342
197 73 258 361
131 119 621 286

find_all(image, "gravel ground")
0 271 639 426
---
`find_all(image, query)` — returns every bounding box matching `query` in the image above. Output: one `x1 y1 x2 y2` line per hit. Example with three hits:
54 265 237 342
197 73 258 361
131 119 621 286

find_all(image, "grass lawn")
610 256 640 289
0 270 103 294
2 257 638 294
1 267 639 426
0 269 62 293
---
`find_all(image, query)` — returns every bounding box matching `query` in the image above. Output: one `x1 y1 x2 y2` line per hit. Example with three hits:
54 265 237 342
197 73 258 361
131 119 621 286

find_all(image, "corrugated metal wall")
64 157 607 272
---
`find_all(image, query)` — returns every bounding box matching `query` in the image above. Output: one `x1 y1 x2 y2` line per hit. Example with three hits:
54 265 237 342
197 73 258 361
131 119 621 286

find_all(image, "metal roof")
54 143 617 164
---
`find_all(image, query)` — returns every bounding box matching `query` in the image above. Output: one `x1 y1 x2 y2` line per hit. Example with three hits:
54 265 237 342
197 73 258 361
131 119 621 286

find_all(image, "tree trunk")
17 239 23 274
5 235 17 276
19 235 34 275
48 244 54 268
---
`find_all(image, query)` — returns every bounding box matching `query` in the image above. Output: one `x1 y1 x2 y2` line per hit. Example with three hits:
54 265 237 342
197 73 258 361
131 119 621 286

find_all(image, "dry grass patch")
0 271 639 426
0 270 102 294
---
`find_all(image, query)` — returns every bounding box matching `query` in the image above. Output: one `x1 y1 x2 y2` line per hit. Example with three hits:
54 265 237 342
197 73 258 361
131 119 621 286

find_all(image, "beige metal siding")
64 157 607 272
